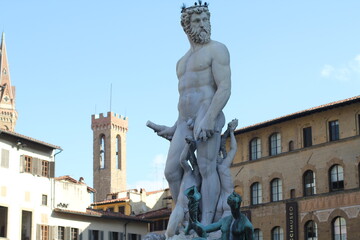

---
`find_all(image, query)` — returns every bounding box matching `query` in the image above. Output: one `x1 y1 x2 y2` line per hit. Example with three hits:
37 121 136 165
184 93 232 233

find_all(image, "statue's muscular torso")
176 41 218 122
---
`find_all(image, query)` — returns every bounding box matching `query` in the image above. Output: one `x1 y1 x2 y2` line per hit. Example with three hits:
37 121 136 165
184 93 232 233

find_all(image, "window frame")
329 164 344 192
271 178 283 202
25 155 32 173
254 228 263 240
269 133 281 156
305 220 318 240
250 138 261 160
303 127 313 148
332 217 347 240
251 182 262 205
329 120 339 141
271 226 284 240
303 170 316 196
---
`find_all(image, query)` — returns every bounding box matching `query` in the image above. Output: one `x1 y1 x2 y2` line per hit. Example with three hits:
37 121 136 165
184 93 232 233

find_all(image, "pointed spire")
0 32 18 131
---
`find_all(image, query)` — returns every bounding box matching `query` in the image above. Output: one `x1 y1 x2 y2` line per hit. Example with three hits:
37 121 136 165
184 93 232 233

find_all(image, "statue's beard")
188 25 211 44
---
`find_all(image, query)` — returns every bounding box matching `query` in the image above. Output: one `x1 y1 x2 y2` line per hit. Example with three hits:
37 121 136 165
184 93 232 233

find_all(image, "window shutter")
36 224 41 240
65 227 71 240
32 158 39 175
120 232 124 240
52 226 58 240
49 161 55 178
0 149 9 168
89 230 93 240
79 230 83 240
100 231 104 240
137 235 141 240
20 155 25 173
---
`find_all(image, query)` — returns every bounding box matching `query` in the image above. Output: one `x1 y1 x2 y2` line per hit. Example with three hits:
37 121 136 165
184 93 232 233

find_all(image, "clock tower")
0 33 18 131
91 112 128 201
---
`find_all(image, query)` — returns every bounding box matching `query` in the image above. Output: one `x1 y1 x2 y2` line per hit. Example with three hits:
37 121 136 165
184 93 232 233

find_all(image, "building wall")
231 102 360 240
0 140 55 240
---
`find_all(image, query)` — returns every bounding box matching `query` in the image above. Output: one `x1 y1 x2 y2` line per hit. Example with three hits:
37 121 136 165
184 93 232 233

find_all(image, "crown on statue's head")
181 0 209 13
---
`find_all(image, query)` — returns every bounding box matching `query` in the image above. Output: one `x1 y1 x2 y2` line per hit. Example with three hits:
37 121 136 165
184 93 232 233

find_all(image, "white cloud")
321 54 360 81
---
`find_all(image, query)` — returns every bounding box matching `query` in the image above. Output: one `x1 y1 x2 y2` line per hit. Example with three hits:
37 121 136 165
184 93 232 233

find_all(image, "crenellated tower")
91 111 128 201
0 33 18 131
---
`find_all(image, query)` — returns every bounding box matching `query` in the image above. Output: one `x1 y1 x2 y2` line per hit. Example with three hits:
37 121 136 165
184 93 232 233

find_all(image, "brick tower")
0 33 18 131
91 112 128 201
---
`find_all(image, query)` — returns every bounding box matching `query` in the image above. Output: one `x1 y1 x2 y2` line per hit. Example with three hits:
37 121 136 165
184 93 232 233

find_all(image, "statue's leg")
164 122 190 203
197 132 221 225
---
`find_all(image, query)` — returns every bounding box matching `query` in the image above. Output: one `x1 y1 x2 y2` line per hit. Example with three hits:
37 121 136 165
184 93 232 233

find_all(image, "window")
305 220 318 240
271 226 283 240
116 135 121 169
271 178 282 202
329 165 344 191
250 138 261 160
89 230 104 240
109 232 124 240
303 170 316 196
25 155 32 173
0 206 8 238
269 133 281 156
290 189 295 199
119 206 125 214
288 141 294 151
329 120 339 141
42 160 48 177
332 217 347 240
42 194 48 206
71 228 79 240
303 127 312 147
251 182 262 205
254 229 263 240
40 225 49 240
100 135 105 169
58 226 65 240
21 211 32 240
0 149 9 168
128 233 141 240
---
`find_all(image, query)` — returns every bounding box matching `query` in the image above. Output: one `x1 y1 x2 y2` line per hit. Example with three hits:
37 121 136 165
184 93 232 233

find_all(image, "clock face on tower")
3 95 9 102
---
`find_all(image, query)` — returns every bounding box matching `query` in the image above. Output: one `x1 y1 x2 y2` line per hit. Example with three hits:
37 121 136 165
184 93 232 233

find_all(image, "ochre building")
231 95 360 240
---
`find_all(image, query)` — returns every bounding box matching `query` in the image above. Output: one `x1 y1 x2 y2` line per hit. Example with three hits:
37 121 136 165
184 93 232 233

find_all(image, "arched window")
250 138 261 160
332 217 347 240
305 220 318 240
116 135 121 169
288 141 294 151
251 182 262 205
271 226 283 240
254 229 263 240
269 133 281 156
99 134 105 169
303 170 316 196
271 178 282 202
329 165 344 191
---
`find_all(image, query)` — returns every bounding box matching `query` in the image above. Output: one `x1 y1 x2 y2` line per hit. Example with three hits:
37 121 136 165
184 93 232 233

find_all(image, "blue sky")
1 1 360 191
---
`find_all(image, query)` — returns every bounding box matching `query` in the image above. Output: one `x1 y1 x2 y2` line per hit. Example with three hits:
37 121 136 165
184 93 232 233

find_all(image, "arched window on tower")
99 134 105 169
116 135 121 170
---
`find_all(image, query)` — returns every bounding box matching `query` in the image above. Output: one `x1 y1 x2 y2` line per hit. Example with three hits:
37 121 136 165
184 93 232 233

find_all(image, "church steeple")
0 32 18 131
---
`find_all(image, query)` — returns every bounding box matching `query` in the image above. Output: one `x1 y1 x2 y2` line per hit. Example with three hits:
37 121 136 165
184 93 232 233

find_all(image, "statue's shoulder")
209 40 230 63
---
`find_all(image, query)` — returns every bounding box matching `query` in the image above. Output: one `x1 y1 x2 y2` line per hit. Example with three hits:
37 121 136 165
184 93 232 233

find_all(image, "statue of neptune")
148 1 231 232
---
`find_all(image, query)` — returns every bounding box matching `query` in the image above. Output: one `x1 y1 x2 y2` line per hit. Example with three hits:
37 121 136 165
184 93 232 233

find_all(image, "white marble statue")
165 136 201 238
214 119 238 222
148 1 231 229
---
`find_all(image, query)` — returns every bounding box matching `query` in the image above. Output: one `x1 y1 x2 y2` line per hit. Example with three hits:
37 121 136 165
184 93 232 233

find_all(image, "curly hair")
180 6 210 35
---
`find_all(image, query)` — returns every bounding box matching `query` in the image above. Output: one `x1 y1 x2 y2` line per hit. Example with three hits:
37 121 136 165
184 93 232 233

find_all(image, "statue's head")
181 1 211 44
227 191 242 210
